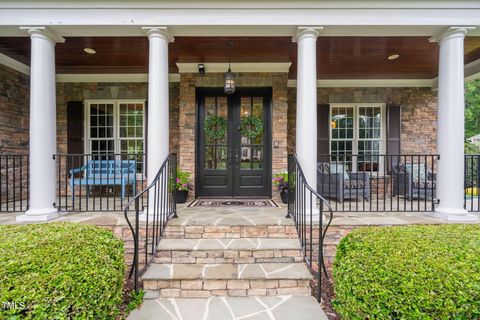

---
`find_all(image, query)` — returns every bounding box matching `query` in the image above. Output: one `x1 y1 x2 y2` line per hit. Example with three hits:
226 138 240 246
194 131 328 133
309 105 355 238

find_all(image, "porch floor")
4 194 480 215
1 203 479 226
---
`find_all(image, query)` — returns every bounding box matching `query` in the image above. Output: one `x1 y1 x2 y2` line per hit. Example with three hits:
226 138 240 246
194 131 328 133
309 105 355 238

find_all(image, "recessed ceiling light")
83 48 96 54
387 54 400 60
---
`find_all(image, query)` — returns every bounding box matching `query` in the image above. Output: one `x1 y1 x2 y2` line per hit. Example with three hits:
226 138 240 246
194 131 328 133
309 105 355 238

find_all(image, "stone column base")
434 207 478 222
16 208 59 222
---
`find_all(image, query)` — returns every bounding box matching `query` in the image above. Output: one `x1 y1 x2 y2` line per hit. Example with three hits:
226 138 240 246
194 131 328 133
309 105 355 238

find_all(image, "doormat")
187 199 280 208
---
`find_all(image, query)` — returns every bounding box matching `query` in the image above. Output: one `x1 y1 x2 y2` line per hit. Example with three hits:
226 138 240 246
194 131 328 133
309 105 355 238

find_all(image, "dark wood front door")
196 88 272 198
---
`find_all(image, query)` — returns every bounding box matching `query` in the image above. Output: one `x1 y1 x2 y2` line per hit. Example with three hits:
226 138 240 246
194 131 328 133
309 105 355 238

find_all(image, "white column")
294 27 323 190
17 27 63 222
141 27 173 219
142 27 174 185
433 27 477 221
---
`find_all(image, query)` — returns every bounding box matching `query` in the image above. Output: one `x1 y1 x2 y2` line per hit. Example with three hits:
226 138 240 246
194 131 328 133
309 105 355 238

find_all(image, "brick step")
155 238 303 264
163 224 298 239
142 263 312 298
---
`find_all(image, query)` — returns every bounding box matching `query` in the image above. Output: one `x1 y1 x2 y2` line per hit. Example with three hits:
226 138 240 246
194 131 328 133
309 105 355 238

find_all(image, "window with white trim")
85 100 145 172
330 104 385 172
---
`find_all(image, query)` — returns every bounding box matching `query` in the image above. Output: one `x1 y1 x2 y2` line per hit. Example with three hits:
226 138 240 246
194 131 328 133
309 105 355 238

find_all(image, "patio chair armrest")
349 172 370 182
69 166 87 176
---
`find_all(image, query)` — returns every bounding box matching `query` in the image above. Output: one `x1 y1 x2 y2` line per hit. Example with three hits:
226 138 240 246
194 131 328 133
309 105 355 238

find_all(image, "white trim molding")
465 59 480 82
0 52 30 75
287 79 435 88
55 73 180 83
19 26 65 43
176 62 292 73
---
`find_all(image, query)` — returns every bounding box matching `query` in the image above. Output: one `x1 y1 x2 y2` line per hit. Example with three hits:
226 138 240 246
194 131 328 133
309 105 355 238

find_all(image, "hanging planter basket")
239 115 263 140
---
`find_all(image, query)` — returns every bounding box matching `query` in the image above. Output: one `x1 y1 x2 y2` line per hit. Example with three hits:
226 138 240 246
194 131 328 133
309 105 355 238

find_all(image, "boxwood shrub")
0 223 125 319
333 224 480 319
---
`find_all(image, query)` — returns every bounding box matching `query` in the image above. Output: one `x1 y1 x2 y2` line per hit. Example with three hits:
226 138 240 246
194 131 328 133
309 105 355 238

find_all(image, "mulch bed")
311 262 340 320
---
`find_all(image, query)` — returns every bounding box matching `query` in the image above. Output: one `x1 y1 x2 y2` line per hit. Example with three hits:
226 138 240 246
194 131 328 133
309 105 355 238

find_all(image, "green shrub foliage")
0 223 125 319
333 224 480 319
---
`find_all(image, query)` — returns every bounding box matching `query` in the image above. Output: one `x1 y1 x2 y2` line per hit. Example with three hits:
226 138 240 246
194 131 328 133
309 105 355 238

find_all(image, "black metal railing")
465 154 480 212
0 154 29 212
316 154 439 212
287 154 333 303
55 153 146 212
124 153 177 291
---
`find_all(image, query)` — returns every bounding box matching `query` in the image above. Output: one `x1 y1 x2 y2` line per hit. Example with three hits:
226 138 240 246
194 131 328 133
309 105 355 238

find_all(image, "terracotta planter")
175 190 189 203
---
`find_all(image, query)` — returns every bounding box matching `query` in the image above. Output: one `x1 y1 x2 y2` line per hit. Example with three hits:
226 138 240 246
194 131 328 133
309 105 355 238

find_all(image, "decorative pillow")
328 162 350 181
404 163 427 184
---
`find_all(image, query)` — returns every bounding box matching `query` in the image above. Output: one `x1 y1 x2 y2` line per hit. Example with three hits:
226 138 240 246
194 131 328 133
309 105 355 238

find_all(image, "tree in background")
465 79 480 153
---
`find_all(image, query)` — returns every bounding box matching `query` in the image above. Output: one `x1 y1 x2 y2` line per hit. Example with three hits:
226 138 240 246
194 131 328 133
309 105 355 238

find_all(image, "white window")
85 100 145 172
329 103 385 172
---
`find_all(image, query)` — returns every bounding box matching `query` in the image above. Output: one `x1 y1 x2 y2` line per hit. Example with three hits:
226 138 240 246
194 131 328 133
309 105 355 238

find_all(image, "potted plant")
272 172 289 204
175 169 192 203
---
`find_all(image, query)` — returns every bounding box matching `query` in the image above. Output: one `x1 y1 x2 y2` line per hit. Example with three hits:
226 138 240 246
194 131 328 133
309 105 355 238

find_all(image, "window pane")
203 146 227 170
240 146 251 169
252 146 263 169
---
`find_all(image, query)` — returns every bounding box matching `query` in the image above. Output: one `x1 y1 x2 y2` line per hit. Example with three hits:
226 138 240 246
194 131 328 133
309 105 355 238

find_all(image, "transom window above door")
85 100 145 171
329 103 385 171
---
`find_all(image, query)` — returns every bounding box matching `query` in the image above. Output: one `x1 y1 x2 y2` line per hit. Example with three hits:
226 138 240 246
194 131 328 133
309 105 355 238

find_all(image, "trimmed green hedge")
0 223 125 319
333 224 480 319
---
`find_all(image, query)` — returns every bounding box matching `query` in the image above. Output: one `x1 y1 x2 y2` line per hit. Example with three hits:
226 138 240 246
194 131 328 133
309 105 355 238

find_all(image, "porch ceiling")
1 36 479 79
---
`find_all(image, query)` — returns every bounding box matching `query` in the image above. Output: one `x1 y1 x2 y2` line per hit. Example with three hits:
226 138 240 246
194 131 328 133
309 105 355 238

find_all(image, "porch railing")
54 153 146 212
124 153 177 291
0 154 29 212
316 154 439 212
287 154 333 303
465 154 480 212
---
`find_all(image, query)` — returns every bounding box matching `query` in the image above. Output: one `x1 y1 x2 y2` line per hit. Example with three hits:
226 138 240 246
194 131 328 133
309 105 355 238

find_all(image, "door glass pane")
240 96 264 170
216 146 227 170
252 146 263 169
241 146 251 169
217 97 228 144
204 97 228 145
204 96 228 170
204 146 215 169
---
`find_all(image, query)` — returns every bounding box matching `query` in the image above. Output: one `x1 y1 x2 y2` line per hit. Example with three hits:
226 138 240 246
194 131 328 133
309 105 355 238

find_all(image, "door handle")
234 153 240 168
228 149 232 167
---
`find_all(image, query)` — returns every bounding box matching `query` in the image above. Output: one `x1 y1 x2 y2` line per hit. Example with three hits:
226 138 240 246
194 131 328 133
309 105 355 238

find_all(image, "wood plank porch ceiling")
1 36 479 79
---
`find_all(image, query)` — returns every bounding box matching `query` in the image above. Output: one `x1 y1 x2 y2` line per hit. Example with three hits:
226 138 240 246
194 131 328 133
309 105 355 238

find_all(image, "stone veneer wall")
287 87 438 155
179 73 289 196
0 65 29 154
55 82 180 155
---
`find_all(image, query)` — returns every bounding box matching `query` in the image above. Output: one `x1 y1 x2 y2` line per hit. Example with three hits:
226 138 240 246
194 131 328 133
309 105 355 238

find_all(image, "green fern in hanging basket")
204 115 228 140
240 115 263 140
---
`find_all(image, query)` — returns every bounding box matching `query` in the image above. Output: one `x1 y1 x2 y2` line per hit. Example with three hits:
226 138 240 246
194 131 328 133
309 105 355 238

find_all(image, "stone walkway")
128 296 328 320
127 205 328 319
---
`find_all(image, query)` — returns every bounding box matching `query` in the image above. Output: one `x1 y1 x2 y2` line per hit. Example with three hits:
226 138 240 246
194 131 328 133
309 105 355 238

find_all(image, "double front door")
196 88 272 197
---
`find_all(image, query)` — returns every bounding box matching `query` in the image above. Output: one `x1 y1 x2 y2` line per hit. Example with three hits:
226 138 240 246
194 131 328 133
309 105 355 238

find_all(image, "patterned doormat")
187 199 279 208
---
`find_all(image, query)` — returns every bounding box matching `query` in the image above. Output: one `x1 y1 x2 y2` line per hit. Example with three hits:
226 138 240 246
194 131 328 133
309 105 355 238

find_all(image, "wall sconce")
198 64 205 74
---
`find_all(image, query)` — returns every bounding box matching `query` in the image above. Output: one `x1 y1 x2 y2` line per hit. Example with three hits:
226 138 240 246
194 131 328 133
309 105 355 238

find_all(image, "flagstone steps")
142 263 312 298
163 224 298 239
155 238 304 264
127 296 329 320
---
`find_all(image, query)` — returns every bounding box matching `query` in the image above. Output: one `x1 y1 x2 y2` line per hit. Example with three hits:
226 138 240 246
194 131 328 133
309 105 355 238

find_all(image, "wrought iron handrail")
287 154 334 303
123 153 177 291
